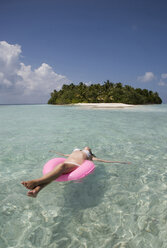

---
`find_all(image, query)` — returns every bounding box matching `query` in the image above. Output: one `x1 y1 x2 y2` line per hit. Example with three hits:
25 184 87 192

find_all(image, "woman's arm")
49 151 70 157
92 157 131 164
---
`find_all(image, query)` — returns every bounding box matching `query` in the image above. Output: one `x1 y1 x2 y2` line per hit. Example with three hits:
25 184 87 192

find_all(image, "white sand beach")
73 103 135 109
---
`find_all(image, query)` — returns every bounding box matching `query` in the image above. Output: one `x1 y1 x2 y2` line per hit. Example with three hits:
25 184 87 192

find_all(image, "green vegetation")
48 80 162 105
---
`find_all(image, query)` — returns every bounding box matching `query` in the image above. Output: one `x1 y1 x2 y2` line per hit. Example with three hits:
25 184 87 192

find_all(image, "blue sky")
0 0 167 103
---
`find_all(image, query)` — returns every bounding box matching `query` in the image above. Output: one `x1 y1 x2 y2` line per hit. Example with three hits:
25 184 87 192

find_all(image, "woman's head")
84 146 91 151
83 146 96 157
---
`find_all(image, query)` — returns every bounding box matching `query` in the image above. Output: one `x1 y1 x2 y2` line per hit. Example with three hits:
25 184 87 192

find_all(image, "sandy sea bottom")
0 104 167 248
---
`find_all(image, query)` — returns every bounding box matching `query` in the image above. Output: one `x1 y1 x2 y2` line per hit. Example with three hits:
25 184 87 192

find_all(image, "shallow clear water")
0 104 167 248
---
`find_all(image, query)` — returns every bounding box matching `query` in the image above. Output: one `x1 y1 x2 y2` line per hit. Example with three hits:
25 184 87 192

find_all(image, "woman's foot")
21 180 38 189
27 186 41 198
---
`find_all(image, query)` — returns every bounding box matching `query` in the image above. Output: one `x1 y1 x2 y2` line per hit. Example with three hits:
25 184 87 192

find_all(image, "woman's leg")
21 163 78 189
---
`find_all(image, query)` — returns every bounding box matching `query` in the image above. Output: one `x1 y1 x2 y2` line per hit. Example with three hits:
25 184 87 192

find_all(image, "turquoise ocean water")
0 104 167 248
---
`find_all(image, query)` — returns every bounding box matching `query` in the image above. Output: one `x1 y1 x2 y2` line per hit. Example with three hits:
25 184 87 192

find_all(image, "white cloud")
16 62 67 95
0 41 21 66
158 81 166 86
0 41 71 103
82 81 92 86
137 72 155 82
161 73 167 79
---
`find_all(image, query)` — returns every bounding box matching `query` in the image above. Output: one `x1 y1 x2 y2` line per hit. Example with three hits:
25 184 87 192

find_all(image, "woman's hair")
90 149 96 158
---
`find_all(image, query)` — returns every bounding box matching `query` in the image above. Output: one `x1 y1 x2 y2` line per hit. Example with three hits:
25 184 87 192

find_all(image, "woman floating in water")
21 147 130 198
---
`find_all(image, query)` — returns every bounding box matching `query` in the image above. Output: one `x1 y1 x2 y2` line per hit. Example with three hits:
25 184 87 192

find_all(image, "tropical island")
48 80 162 105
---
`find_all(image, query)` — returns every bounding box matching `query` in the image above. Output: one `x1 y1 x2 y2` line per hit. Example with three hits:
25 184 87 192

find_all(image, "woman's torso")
65 149 89 165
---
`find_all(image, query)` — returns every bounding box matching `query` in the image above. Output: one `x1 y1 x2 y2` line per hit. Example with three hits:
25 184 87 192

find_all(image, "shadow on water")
45 167 116 247
62 166 110 211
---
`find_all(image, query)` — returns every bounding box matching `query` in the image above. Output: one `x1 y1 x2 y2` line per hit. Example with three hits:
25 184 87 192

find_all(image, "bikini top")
73 148 92 159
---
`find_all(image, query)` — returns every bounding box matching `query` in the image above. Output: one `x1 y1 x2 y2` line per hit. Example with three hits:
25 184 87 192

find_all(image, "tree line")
48 80 162 105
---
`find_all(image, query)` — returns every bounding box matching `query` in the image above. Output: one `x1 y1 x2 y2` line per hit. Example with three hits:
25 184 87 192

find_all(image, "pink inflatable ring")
43 157 95 182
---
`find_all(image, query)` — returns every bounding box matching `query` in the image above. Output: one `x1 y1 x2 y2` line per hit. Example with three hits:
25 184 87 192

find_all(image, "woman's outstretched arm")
92 157 131 164
49 151 70 157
